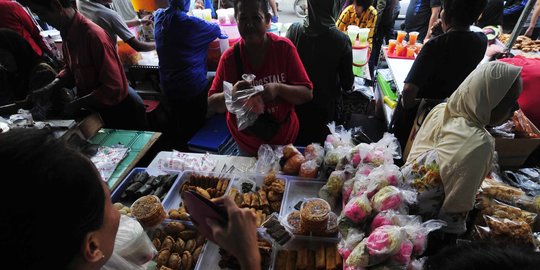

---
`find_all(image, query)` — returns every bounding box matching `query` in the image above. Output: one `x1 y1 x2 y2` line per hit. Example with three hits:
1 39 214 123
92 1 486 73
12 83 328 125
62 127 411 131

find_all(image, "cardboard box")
495 116 540 168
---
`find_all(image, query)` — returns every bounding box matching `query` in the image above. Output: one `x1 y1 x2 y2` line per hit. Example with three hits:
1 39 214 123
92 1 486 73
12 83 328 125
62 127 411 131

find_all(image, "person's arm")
336 6 352 32
262 83 312 105
208 49 229 114
125 17 152 27
424 5 441 42
207 197 261 270
525 1 540 37
125 37 156 51
401 82 420 109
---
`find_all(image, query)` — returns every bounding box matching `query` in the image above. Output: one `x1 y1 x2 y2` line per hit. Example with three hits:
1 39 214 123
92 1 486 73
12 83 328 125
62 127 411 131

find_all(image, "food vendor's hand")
207 196 261 270
232 80 252 96
525 27 534 37
262 83 280 102
485 44 504 58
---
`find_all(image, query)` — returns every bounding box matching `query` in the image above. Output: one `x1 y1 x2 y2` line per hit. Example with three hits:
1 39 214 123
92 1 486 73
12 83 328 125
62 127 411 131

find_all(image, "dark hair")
21 0 72 8
425 241 540 270
443 0 487 28
352 0 373 10
0 129 105 268
233 0 271 18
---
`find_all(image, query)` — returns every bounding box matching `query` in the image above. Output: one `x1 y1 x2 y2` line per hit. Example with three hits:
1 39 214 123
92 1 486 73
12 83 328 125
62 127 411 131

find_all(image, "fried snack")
182 251 193 270
297 247 309 270
335 247 342 269
168 209 181 220
326 245 337 270
271 201 282 212
308 250 316 270
159 266 173 270
161 236 175 251
152 238 161 250
165 222 186 237
286 250 297 270
276 250 289 270
220 179 230 195
242 193 252 208
131 195 167 228
264 172 277 186
193 246 203 261
268 190 283 202
173 238 185 253
251 193 260 208
156 249 171 267
256 210 264 227
179 230 198 241
484 215 533 244
287 210 303 234
258 189 270 207
283 144 302 159
271 179 286 193
316 245 326 270
283 154 305 175
217 179 224 194
230 187 239 199
153 228 165 241
185 239 197 253
167 253 182 270
481 200 537 226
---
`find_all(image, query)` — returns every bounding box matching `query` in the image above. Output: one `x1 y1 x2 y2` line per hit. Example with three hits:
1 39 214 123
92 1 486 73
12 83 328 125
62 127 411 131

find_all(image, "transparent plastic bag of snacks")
102 215 157 270
320 170 347 208
402 219 447 256
223 74 265 130
157 151 216 172
325 145 352 167
371 186 417 213
299 159 318 178
513 109 540 138
304 143 324 165
338 228 365 261
478 197 537 226
479 179 526 204
346 226 406 269
371 210 402 231
483 214 534 245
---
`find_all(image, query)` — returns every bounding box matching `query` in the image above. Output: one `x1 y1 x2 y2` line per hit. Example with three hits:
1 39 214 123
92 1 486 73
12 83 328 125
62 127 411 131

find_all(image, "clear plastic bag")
365 225 406 256
371 186 417 213
325 122 353 151
319 170 347 208
477 197 537 226
157 151 217 172
223 74 265 130
299 160 318 178
101 215 157 270
253 144 278 174
304 143 324 166
402 219 447 256
483 215 534 245
371 210 402 231
513 109 540 138
343 194 373 224
338 228 365 261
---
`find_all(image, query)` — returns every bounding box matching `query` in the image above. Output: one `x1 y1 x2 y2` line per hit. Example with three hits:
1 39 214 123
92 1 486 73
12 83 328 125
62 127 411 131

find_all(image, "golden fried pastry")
156 249 171 267
165 222 186 237
167 253 182 269
161 236 175 251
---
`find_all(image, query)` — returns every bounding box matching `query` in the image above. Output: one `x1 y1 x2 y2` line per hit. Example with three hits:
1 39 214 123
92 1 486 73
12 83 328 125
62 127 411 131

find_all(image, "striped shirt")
336 5 378 48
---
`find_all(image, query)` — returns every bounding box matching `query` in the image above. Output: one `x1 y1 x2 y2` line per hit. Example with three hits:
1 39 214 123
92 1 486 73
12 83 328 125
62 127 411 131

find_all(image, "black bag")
233 43 287 141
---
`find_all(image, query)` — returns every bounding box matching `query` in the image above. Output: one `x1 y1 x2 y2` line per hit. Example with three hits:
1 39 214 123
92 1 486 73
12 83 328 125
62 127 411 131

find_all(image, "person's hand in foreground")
207 196 261 270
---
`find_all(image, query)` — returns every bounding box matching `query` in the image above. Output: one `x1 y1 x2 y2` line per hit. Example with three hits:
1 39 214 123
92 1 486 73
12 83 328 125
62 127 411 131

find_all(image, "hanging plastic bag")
338 228 365 261
223 74 265 130
253 144 277 174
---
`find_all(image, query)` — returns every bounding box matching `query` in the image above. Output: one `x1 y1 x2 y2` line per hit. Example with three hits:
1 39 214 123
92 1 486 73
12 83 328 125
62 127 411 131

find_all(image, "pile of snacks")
120 171 178 202
513 35 540 52
150 221 205 270
218 237 273 269
229 173 285 226
253 143 324 178
113 202 132 217
180 173 230 199
274 245 342 270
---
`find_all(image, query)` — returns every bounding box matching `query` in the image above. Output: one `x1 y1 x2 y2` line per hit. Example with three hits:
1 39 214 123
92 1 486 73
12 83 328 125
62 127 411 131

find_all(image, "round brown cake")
131 195 167 228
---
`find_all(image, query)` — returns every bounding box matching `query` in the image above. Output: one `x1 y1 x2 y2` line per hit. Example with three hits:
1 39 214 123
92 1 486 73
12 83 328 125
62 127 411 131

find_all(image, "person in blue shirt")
154 0 221 150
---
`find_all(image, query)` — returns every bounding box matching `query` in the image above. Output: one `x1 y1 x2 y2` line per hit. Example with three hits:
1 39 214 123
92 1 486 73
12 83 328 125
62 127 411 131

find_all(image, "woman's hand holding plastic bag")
223 74 265 130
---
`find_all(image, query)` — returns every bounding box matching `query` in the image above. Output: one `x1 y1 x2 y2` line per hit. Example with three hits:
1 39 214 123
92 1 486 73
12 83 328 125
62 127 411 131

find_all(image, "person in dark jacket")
287 0 354 145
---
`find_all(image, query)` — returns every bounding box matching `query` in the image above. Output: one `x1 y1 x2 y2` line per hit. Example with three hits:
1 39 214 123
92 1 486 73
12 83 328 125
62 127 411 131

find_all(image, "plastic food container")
300 198 331 234
131 195 167 228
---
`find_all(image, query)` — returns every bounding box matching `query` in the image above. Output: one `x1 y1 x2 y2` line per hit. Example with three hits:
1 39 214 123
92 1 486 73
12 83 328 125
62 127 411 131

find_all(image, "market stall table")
90 129 161 190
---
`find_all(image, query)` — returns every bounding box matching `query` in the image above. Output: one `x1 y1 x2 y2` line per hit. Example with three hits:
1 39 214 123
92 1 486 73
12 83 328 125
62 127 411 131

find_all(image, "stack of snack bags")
474 178 539 247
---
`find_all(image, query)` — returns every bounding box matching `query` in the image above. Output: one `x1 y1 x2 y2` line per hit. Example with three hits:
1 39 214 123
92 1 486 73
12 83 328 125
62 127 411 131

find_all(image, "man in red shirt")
208 0 313 156
0 0 52 58
18 0 146 130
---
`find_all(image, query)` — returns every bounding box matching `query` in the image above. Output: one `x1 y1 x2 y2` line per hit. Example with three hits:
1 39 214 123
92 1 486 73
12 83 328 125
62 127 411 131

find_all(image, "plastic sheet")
223 74 265 130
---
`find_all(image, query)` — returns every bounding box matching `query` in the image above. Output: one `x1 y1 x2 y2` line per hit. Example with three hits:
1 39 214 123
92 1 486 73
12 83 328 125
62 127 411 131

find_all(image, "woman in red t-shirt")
208 0 313 156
